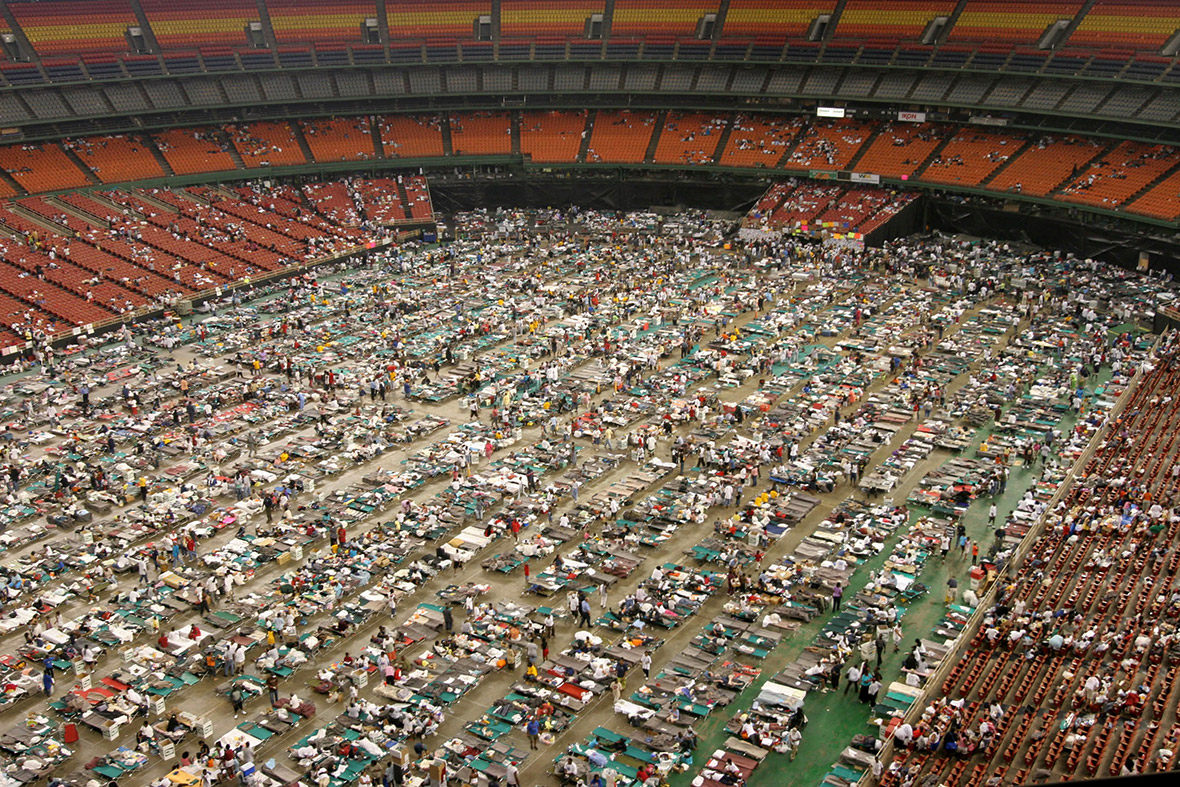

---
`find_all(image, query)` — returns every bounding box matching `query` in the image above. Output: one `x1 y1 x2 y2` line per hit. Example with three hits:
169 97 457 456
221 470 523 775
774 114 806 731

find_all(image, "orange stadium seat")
853 122 948 180
718 114 805 169
449 111 512 156
1069 0 1180 51
611 0 722 38
403 175 434 220
153 128 239 175
652 112 728 165
10 0 137 56
1127 169 1180 222
140 0 257 49
225 121 308 167
266 0 376 44
920 128 1024 186
949 0 1084 45
386 0 490 43
987 135 1105 197
783 118 873 171
586 110 657 164
0 142 91 193
520 110 587 163
836 0 956 42
501 0 603 38
352 178 408 223
300 118 377 162
64 134 164 184
1058 140 1177 208
723 0 834 42
378 114 446 158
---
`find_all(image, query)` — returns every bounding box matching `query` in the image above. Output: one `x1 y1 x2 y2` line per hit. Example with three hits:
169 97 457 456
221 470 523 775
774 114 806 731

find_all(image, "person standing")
640 651 652 680
832 583 843 611
526 717 540 750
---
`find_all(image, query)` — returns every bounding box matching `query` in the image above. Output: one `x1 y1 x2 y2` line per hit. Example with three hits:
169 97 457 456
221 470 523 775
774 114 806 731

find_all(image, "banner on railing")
850 172 880 184
897 111 926 123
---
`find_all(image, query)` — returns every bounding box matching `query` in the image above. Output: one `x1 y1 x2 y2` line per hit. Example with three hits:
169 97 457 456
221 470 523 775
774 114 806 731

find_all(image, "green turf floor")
669 381 1103 787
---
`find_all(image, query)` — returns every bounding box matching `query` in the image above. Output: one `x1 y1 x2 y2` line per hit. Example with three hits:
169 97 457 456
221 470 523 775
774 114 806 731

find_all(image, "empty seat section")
653 112 728 165
225 121 308 167
10 0 137 56
920 128 1021 186
1058 141 1177 208
501 0 603 38
783 118 872 171
722 0 833 42
64 134 164 184
449 111 512 156
266 0 375 44
0 142 90 193
1070 0 1180 51
586 110 656 163
853 122 947 179
403 175 433 220
152 128 238 175
379 114 446 158
612 0 721 38
520 110 587 163
300 117 376 162
718 114 805 168
140 0 257 49
949 0 1084 45
386 0 489 44
836 0 956 42
987 135 1104 196
1126 169 1180 221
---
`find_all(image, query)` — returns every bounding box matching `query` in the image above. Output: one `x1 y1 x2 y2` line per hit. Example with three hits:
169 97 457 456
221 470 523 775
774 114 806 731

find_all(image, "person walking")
845 661 862 695
640 651 652 680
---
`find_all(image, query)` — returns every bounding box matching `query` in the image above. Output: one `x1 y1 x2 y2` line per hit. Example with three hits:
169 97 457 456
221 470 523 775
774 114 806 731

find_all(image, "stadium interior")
0 3 1178 787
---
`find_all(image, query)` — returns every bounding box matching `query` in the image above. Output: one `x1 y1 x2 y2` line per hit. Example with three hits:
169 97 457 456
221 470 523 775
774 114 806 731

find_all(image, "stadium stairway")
220 130 248 170
977 136 1033 187
370 117 385 157
292 121 316 163
1047 138 1119 196
644 109 667 164
1124 158 1180 206
441 114 455 156
942 0 972 41
510 112 522 156
395 178 412 220
912 133 963 182
774 125 809 168
0 170 24 197
844 123 885 171
577 110 596 163
709 115 735 165
145 135 175 177
61 145 102 186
